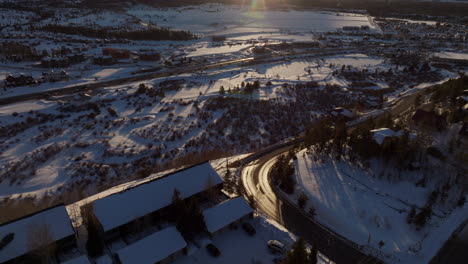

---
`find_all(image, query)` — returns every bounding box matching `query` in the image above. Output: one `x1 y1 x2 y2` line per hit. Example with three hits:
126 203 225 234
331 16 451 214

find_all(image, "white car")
267 240 286 254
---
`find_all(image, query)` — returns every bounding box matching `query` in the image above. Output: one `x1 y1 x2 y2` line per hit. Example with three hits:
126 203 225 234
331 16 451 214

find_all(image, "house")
115 226 187 264
66 53 86 64
343 26 360 31
412 109 447 130
212 35 226 42
4 74 37 88
433 52 468 66
329 107 355 121
139 51 161 61
93 56 115 65
252 44 269 55
41 57 70 68
0 204 78 264
42 70 69 82
370 128 403 145
203 196 253 237
88 162 223 244
102 48 131 59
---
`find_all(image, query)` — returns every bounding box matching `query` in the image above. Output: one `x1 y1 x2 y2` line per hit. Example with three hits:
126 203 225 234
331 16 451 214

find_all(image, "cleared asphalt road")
241 146 383 264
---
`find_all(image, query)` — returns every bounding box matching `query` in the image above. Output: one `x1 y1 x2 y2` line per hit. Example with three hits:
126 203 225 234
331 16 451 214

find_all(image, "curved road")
242 147 384 264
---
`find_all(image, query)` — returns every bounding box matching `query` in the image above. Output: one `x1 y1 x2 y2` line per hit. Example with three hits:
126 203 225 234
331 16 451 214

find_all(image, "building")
88 162 223 244
66 53 86 64
329 107 355 121
139 50 161 61
41 57 70 68
93 56 115 65
4 74 37 88
42 70 69 82
115 226 187 264
370 128 403 145
433 52 468 66
0 204 78 264
343 26 360 31
103 48 131 59
203 196 253 237
212 35 226 42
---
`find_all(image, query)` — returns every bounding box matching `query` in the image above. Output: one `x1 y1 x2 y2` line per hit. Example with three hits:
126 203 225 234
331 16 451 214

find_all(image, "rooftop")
203 196 253 234
116 226 186 264
0 205 75 263
92 162 222 232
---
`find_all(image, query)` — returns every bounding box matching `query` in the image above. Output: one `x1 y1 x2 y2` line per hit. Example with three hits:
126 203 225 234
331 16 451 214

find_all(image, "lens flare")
244 0 267 19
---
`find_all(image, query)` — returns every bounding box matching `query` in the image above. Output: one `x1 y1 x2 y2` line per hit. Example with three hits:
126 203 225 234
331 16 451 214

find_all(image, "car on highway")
267 240 286 254
242 222 256 236
206 243 221 257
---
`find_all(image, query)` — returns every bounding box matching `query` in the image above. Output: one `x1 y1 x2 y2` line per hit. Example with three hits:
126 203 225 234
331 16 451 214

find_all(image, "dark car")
206 243 221 257
242 222 256 236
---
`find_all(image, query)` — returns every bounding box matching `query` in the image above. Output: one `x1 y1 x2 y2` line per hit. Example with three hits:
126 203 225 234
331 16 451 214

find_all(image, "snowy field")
173 215 332 264
174 216 296 264
291 149 468 264
0 51 418 201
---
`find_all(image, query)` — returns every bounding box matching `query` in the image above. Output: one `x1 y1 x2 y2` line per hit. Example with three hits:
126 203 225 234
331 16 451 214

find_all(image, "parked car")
267 240 286 254
242 222 256 236
206 243 221 257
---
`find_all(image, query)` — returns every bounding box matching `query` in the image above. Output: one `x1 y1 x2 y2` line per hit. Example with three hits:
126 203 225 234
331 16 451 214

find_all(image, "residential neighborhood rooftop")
203 196 253 234
0 204 75 263
116 226 186 264
92 162 222 231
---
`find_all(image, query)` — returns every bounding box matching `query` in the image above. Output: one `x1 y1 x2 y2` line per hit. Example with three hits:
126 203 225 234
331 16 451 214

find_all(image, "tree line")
38 24 197 41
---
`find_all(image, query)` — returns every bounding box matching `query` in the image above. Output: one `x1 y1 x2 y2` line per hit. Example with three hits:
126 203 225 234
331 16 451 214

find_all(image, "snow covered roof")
331 107 354 118
434 51 468 61
0 205 75 263
62 255 90 264
203 196 253 234
116 226 186 264
370 128 402 145
92 162 222 232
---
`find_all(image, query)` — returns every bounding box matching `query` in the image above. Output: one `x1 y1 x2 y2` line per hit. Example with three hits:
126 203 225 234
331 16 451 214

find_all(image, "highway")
0 46 365 106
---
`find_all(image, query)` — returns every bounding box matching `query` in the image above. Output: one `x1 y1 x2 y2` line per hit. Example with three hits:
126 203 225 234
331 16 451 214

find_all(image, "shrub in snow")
308 207 316 218
297 192 308 210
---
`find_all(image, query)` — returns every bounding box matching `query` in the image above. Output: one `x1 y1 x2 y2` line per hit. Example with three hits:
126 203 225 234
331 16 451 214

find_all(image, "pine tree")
308 246 317 264
253 80 260 89
283 238 309 264
219 85 225 95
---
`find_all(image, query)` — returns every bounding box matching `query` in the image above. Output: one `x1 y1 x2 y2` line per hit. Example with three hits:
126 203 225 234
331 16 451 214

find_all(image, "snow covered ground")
0 49 441 201
291 149 468 264
172 215 337 264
